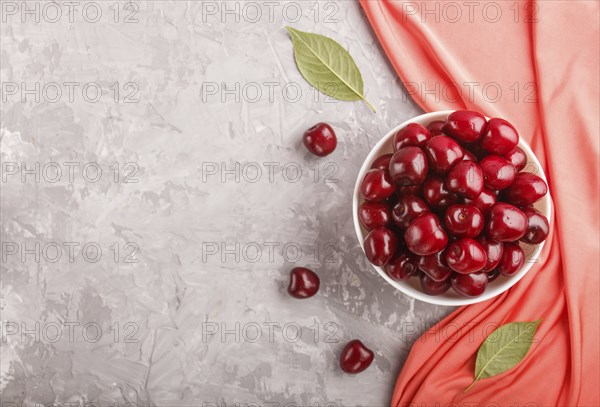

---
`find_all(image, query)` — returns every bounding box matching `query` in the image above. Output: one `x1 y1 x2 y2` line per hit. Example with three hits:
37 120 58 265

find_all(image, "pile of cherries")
359 111 550 297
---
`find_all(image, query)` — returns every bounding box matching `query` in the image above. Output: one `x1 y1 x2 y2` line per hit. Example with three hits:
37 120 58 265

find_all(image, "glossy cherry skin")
444 204 484 238
288 267 320 299
392 195 430 229
359 202 391 231
389 147 428 186
404 213 448 256
393 123 431 151
480 118 519 155
505 147 527 171
425 136 464 173
463 188 497 215
418 251 452 282
445 161 484 199
462 149 478 162
419 272 451 295
385 253 418 281
486 203 528 241
451 272 488 297
445 238 487 274
477 235 504 272
442 110 487 143
496 242 525 276
486 268 500 282
521 207 550 244
360 169 395 201
423 176 459 210
371 153 393 171
503 173 548 206
339 339 374 374
479 155 516 190
396 185 422 197
427 120 445 136
364 227 397 266
303 123 337 156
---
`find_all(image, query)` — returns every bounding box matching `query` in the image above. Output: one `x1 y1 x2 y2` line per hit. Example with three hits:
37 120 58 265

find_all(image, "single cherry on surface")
360 169 395 201
385 253 418 281
303 122 337 156
479 155 516 190
363 227 397 266
477 235 504 272
445 238 487 274
463 187 497 215
371 153 393 171
419 272 451 295
404 213 448 256
392 195 430 229
442 110 487 143
339 339 374 374
425 136 464 173
444 204 484 238
496 242 525 276
393 123 431 151
503 172 548 206
505 147 527 172
480 118 519 155
389 147 429 186
288 267 320 299
427 120 445 136
359 202 391 231
423 176 459 210
418 251 452 282
521 207 550 244
451 272 488 297
445 160 484 199
486 203 528 241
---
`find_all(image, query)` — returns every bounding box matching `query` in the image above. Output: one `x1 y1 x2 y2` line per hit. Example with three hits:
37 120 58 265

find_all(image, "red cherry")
396 185 422 197
505 147 527 171
451 272 488 297
442 110 487 143
445 161 484 199
479 155 516 190
444 204 484 238
363 227 397 266
463 188 497 215
360 169 395 201
496 242 525 276
303 123 337 156
477 235 504 272
486 268 500 282
359 202 391 231
339 340 374 374
288 267 320 299
393 123 431 151
385 253 418 281
462 149 478 162
418 251 452 282
486 203 528 241
445 238 487 274
371 153 393 170
389 147 429 186
463 142 489 160
423 176 459 210
427 120 445 136
425 136 464 173
521 207 550 244
503 172 548 206
404 213 448 256
419 272 451 295
392 195 430 229
480 118 519 155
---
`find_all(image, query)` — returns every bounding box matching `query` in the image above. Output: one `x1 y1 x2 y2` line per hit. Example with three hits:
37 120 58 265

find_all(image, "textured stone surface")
0 1 453 405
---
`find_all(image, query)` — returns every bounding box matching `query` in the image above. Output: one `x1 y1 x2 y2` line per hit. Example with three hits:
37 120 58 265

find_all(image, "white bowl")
353 111 553 306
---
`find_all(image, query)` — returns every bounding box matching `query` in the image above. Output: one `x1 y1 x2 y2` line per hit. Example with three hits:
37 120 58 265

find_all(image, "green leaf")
465 319 541 392
286 26 375 112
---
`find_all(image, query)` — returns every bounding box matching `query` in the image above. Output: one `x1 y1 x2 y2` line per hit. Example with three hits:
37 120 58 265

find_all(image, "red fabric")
359 1 600 406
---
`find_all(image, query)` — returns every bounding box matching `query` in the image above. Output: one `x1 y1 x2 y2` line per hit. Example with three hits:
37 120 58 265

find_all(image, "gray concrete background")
0 1 453 405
